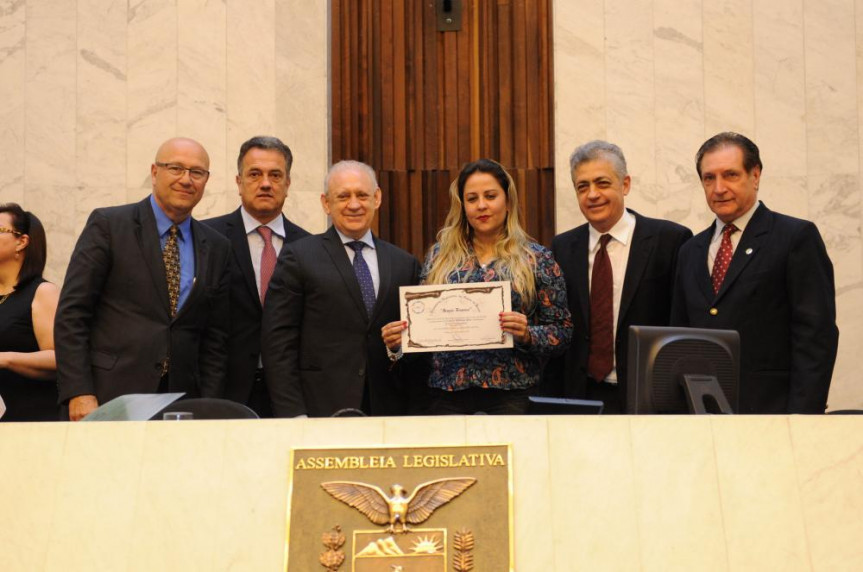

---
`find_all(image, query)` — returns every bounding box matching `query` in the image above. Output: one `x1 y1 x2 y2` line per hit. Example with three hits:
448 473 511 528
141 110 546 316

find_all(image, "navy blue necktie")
348 241 376 316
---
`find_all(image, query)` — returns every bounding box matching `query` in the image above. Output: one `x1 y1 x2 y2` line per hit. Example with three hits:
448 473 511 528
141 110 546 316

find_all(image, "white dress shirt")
708 201 760 274
587 209 636 384
240 207 285 294
241 208 286 368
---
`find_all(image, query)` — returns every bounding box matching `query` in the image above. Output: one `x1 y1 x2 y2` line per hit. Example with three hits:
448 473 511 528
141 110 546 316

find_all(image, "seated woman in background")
383 159 572 414
0 204 60 422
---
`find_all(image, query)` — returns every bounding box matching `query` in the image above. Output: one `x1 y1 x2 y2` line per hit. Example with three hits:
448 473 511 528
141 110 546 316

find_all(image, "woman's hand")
381 320 408 352
500 311 531 345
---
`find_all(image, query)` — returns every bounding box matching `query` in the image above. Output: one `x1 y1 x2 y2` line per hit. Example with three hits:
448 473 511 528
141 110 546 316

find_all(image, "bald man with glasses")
55 137 232 420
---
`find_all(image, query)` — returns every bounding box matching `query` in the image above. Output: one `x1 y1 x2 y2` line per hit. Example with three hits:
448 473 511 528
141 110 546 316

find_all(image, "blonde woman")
383 159 572 414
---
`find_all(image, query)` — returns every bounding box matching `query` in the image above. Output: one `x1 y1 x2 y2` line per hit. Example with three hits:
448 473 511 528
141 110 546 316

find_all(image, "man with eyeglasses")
55 137 232 421
203 136 309 417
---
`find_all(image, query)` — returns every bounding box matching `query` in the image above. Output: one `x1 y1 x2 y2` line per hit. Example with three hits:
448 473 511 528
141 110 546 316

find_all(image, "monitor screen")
626 326 740 414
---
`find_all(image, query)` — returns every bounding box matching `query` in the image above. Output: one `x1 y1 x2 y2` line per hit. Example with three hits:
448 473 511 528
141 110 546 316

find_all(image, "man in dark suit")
671 132 838 413
55 137 231 421
548 140 692 412
261 160 421 417
203 136 309 417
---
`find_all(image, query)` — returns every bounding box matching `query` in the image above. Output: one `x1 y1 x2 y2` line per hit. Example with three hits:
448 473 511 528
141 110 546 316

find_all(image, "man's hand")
69 394 99 421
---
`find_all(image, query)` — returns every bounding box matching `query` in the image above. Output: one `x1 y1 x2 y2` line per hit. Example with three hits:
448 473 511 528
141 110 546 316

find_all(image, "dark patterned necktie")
257 226 277 304
711 224 738 294
163 225 180 316
588 234 614 382
348 241 376 316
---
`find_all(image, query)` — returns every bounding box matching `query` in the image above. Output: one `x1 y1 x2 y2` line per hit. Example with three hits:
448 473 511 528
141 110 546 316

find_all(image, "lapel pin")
745 248 753 255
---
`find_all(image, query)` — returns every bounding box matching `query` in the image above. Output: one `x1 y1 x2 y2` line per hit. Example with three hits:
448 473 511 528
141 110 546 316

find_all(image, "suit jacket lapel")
714 204 771 301
281 214 307 245
371 237 392 324
692 224 715 304
230 209 260 307
174 219 209 320
571 226 590 330
618 212 655 328
135 198 172 317
322 226 370 322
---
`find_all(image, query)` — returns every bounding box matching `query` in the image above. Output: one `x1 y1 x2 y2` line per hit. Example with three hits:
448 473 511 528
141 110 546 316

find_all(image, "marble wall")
554 0 863 410
0 0 330 286
1 0 859 409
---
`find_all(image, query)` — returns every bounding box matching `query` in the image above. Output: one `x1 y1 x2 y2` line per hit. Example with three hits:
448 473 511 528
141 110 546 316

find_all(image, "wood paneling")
332 0 555 259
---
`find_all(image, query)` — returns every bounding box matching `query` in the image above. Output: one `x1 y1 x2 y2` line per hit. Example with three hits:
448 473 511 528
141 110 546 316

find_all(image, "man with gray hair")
545 140 692 412
261 160 421 417
203 136 309 416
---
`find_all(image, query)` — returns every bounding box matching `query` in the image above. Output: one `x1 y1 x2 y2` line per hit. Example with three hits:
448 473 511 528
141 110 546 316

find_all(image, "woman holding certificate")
382 159 572 414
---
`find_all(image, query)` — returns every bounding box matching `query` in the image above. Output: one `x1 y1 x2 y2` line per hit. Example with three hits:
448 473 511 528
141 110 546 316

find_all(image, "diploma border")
403 284 509 350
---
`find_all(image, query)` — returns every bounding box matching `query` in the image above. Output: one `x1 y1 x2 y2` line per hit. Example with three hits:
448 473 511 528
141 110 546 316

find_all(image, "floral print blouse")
422 242 572 391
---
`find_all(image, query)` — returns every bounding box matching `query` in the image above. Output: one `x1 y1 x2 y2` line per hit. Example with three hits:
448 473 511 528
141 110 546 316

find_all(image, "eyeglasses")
155 162 210 182
0 226 22 236
243 170 286 183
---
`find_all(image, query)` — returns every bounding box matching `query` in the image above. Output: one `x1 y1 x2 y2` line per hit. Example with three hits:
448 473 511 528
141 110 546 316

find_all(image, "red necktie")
588 234 614 381
257 226 277 304
711 224 738 294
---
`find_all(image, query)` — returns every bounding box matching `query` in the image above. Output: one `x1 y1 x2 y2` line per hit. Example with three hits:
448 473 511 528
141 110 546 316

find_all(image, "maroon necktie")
588 234 614 382
711 224 738 294
257 226 277 303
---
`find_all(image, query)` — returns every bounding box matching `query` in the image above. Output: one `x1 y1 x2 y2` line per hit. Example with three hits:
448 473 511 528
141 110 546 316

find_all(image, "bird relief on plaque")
286 445 513 572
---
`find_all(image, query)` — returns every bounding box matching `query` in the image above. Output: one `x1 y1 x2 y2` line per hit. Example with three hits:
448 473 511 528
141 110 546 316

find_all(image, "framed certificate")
399 281 513 353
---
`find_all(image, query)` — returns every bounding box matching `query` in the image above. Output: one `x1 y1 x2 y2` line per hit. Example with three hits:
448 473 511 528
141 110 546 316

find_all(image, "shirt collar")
150 194 192 241
588 208 635 252
335 227 375 250
712 200 760 243
240 206 285 237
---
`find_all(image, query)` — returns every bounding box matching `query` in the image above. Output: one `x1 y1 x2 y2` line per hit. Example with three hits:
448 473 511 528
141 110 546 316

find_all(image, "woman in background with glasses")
0 203 59 421
382 159 572 415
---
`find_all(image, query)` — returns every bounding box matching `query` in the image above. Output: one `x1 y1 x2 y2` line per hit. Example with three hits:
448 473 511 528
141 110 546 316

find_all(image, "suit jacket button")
709 308 718 316
358 368 365 377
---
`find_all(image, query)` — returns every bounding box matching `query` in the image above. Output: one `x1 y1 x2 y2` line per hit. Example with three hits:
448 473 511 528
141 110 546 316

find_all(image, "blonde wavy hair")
425 159 538 308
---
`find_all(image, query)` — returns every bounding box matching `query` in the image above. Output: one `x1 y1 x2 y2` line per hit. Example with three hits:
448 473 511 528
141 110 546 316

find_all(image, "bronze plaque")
286 444 513 571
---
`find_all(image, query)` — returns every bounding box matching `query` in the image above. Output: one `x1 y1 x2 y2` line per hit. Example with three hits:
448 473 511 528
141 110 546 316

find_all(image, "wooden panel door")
332 0 555 260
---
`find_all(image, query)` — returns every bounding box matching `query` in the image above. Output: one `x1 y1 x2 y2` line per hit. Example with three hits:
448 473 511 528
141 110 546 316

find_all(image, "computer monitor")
626 326 740 414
